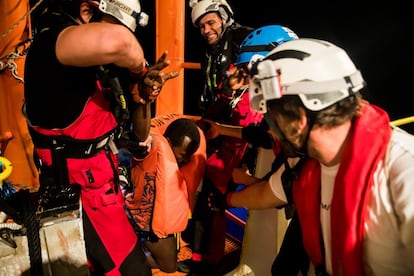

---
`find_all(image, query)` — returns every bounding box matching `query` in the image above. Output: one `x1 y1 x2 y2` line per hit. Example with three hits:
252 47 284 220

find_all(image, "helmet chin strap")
263 112 311 158
218 17 228 40
300 111 316 157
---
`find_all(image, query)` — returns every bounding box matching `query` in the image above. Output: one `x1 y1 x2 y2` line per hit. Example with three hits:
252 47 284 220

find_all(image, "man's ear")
79 2 94 23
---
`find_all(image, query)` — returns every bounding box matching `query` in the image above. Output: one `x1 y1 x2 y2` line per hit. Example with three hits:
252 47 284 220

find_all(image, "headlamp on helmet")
90 0 148 32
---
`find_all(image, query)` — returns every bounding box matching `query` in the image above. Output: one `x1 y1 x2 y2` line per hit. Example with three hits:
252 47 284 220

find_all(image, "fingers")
145 70 179 87
138 51 179 101
155 51 168 64
150 51 170 71
150 61 170 71
151 86 161 95
145 67 178 83
164 70 180 81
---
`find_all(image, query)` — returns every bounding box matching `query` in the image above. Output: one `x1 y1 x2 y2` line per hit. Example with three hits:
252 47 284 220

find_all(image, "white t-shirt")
269 127 414 275
320 163 339 275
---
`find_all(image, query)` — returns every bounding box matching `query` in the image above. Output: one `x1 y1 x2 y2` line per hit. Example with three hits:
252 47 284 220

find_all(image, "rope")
0 0 43 42
20 189 43 276
0 0 44 83
391 116 414 127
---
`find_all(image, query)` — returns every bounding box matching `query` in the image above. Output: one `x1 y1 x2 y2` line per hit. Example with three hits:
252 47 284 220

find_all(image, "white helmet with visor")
189 0 234 27
249 38 366 113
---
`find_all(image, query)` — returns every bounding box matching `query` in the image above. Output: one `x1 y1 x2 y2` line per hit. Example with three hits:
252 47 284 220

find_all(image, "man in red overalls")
23 0 177 275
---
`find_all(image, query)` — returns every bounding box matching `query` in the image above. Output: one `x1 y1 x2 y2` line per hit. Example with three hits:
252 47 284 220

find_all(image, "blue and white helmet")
236 25 298 65
249 38 366 113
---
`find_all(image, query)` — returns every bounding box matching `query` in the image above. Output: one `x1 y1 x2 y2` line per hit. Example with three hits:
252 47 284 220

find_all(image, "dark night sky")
140 1 413 133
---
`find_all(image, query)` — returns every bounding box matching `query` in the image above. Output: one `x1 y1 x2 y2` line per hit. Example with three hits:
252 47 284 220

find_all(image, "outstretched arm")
131 51 179 142
232 164 260 186
227 179 286 209
201 119 243 140
132 102 152 142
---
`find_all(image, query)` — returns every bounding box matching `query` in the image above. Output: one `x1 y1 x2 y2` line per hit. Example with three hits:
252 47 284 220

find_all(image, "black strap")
263 150 286 180
262 151 306 220
97 65 130 124
239 42 279 53
29 127 115 159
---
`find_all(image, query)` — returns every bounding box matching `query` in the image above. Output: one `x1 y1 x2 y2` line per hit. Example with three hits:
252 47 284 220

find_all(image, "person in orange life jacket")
23 0 178 275
118 112 206 273
200 25 311 275
225 38 414 275
186 1 262 272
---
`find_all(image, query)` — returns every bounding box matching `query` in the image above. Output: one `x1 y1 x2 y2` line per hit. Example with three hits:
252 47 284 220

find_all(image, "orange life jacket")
126 114 206 238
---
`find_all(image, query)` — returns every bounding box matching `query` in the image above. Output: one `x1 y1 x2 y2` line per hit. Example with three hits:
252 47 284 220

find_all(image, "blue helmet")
235 25 298 65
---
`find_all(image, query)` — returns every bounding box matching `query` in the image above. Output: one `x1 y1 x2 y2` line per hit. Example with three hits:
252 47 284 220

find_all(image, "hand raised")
139 51 179 103
227 67 248 91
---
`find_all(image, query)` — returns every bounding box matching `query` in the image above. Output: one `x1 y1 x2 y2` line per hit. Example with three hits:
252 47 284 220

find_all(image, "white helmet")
189 0 234 27
90 0 149 32
249 38 366 113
